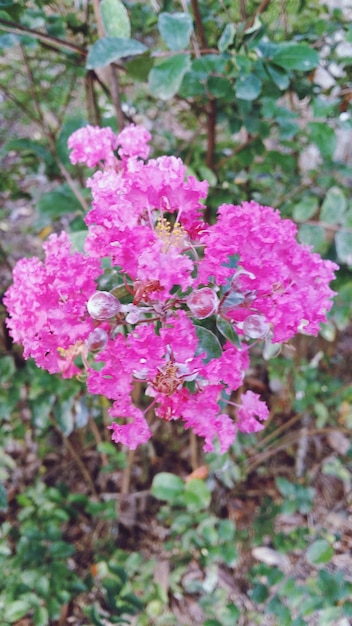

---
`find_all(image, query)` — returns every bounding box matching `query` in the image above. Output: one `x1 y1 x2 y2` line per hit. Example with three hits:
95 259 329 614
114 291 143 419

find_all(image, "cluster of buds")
4 125 338 452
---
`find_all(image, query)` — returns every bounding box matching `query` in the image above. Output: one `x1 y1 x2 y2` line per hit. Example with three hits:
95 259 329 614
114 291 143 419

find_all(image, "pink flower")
117 124 151 160
181 386 237 453
108 401 151 449
4 232 101 376
237 391 270 433
68 125 118 167
198 202 338 342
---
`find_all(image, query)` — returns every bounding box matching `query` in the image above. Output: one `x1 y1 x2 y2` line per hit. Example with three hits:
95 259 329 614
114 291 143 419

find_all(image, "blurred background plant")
0 0 351 624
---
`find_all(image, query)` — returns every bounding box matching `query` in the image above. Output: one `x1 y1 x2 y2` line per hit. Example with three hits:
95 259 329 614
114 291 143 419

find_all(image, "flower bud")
243 314 270 339
87 291 120 320
85 328 108 352
187 288 219 319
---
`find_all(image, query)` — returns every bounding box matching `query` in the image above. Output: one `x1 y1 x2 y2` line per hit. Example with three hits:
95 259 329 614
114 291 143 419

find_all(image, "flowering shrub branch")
4 125 338 453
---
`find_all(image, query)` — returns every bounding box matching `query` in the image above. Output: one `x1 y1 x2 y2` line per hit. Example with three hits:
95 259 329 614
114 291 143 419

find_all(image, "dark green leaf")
48 541 74 558
265 62 290 90
271 43 319 71
86 37 147 69
235 74 262 101
158 12 193 51
100 0 131 38
148 54 190 100
125 52 153 81
195 326 222 363
216 316 241 347
207 75 232 98
151 472 184 503
0 483 8 511
38 185 83 222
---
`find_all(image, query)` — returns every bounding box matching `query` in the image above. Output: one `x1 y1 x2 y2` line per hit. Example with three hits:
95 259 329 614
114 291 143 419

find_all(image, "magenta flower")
4 125 339 454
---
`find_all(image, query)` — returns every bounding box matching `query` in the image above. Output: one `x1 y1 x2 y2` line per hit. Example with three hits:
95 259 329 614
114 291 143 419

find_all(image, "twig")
240 0 247 21
110 64 125 130
50 417 98 496
121 449 135 496
190 431 198 470
215 134 259 170
19 46 89 212
190 0 207 49
0 18 86 57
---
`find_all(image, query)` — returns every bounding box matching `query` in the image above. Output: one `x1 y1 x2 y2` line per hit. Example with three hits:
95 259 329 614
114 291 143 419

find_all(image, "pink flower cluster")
4 124 338 453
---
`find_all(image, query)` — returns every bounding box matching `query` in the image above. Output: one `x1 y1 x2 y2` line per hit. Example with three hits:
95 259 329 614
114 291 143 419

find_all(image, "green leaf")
3 600 32 622
48 541 74 558
151 472 184 503
0 32 18 48
306 539 334 565
207 75 232 98
37 184 83 222
100 0 131 38
0 355 15 382
68 230 88 253
216 316 241 347
298 224 328 254
235 74 262 101
265 63 290 90
158 12 193 51
86 37 147 69
125 52 153 81
320 186 347 224
271 43 319 71
197 165 217 187
33 605 49 626
148 54 190 100
335 229 352 266
308 122 336 159
195 326 222 363
218 23 236 53
292 196 318 222
183 479 211 511
276 476 296 497
0 483 8 511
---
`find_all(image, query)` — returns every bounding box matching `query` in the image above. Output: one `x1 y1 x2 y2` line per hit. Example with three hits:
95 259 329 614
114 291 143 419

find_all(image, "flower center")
152 362 182 396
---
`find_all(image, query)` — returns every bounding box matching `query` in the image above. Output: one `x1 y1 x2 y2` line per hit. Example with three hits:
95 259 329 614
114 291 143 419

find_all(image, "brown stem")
89 416 108 467
190 0 207 49
85 71 101 126
245 0 272 28
240 0 247 20
50 417 98 495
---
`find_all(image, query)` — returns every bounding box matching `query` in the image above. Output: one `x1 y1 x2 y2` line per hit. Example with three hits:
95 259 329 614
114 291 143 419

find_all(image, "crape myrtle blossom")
4 124 339 454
